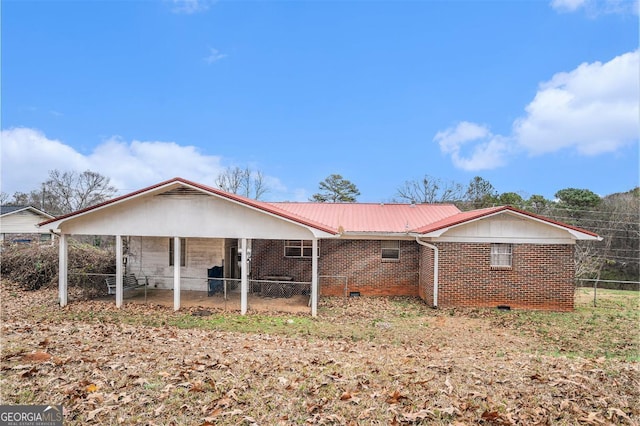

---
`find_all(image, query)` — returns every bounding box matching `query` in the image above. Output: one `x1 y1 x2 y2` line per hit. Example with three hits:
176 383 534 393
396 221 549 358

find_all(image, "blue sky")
2 0 638 203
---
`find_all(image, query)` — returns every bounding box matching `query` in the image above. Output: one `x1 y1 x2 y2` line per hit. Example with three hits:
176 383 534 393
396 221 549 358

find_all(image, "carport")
39 178 337 317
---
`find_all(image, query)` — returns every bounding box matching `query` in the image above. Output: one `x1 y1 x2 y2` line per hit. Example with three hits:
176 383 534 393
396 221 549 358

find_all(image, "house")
39 177 600 316
1 205 55 244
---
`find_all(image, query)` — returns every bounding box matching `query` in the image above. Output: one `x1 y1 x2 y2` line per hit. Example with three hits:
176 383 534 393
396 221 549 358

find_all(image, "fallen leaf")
386 390 408 404
578 412 606 425
22 351 51 362
340 391 352 401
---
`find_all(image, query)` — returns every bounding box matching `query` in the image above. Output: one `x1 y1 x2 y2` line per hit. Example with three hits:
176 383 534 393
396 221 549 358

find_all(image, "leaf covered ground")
0 282 638 425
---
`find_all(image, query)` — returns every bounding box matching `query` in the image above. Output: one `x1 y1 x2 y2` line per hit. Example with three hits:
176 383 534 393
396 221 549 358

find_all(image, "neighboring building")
39 178 600 315
0 206 54 244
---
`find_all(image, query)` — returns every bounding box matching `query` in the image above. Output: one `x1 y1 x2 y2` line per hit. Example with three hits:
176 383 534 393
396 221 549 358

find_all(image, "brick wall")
427 242 575 311
250 239 312 283
252 239 576 311
418 245 434 305
250 239 420 297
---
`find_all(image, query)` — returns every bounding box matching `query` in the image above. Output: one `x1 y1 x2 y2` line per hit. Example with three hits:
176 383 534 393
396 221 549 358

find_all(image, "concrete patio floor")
117 288 312 314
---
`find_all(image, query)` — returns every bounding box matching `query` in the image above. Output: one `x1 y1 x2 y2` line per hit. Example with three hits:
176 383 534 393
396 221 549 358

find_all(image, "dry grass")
1 281 638 425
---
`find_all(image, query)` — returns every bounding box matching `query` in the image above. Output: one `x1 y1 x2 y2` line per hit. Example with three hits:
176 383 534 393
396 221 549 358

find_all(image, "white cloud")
550 0 638 15
171 0 212 14
204 48 227 64
87 137 225 192
434 122 512 171
0 128 224 196
551 0 588 12
0 127 300 202
514 50 639 156
435 50 639 170
0 128 89 195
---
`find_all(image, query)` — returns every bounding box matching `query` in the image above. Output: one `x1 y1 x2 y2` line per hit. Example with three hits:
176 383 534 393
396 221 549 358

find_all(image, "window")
381 240 400 261
491 243 512 267
169 238 186 266
284 240 317 258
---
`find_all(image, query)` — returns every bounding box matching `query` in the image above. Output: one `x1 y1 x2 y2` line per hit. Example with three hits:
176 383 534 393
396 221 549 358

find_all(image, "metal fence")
576 278 639 292
250 279 311 298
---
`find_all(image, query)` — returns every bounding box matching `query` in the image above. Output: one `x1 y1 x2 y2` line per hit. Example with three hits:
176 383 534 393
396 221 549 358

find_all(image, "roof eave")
38 177 339 235
416 206 602 241
3 206 54 219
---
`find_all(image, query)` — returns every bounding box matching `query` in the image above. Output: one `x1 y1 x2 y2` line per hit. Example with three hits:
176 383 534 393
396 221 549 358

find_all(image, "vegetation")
394 175 638 283
310 174 360 202
394 175 463 204
214 166 269 200
1 284 638 425
0 243 115 291
2 169 117 216
1 167 636 282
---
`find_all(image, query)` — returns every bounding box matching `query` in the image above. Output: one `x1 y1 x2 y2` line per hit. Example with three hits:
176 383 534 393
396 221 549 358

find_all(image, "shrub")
1 243 115 291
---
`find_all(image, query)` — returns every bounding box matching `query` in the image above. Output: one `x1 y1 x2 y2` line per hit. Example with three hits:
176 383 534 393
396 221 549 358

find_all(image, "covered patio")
40 178 337 316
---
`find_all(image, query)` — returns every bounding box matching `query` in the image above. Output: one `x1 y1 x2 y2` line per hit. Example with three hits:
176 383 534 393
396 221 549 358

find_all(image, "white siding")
436 212 576 244
127 236 224 291
0 211 50 234
54 186 329 239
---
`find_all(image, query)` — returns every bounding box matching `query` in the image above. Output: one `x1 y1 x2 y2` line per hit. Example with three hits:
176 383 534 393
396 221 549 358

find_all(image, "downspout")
415 237 438 308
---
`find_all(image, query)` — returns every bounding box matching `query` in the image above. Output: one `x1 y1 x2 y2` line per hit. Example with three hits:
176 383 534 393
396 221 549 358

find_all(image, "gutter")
415 237 438 308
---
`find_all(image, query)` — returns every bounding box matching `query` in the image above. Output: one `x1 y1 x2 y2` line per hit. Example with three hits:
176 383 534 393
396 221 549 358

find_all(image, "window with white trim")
169 238 186 266
491 243 512 267
381 240 400 261
284 240 317 258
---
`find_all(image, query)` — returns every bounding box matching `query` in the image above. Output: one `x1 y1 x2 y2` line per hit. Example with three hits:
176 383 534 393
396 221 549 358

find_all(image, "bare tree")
215 167 244 194
215 166 269 200
395 175 463 204
1 170 116 215
43 170 117 215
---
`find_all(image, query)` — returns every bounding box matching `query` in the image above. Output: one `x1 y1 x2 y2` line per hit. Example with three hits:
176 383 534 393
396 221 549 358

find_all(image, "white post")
311 238 318 317
58 234 68 307
173 236 181 311
115 235 124 308
240 238 248 315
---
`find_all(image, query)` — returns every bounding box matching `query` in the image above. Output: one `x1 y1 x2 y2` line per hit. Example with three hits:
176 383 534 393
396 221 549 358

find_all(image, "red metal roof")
38 178 598 238
269 202 462 234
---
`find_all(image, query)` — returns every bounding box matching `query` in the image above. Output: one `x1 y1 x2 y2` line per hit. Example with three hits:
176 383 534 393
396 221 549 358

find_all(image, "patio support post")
240 238 248 315
115 235 124 308
173 236 181 311
311 238 318 317
58 233 68 307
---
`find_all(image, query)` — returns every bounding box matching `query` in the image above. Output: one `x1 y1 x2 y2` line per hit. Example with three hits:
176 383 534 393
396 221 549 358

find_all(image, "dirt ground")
1 281 638 425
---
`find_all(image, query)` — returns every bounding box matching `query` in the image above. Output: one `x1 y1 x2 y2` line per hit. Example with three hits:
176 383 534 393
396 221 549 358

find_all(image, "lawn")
1 281 638 425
